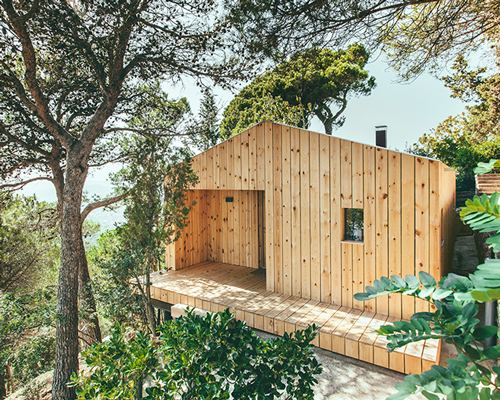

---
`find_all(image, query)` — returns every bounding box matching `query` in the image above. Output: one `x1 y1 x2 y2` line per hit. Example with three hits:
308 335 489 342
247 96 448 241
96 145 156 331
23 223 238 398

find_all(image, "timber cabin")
149 121 457 374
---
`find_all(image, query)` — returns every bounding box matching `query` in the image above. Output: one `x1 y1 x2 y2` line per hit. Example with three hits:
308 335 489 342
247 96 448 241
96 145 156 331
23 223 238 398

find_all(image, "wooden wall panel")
256 123 266 190
352 142 364 209
341 140 352 208
282 127 292 295
415 157 430 313
175 122 456 319
401 154 415 319
363 146 376 312
206 148 214 189
375 148 389 315
291 128 302 297
442 168 457 275
233 134 242 190
330 137 342 305
310 131 321 301
231 191 237 265
241 130 250 189
274 125 283 293
219 141 227 190
388 151 402 318
227 138 234 189
249 127 257 190
200 151 207 189
214 144 220 189
174 190 209 270
429 160 441 301
300 129 311 299
216 190 222 262
222 189 229 263
352 244 364 310
341 243 353 307
320 135 331 303
265 122 275 290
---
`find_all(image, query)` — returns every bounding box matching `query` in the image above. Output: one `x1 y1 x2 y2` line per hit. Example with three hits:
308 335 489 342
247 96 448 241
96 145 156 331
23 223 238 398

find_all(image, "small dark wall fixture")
225 197 234 202
375 125 387 148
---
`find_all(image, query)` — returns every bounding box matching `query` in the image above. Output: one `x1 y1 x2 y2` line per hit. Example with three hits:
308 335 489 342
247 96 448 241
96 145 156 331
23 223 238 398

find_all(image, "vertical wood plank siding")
173 122 456 317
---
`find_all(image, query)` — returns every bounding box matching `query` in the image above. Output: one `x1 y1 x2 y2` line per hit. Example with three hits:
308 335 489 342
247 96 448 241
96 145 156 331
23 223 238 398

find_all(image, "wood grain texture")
173 122 454 321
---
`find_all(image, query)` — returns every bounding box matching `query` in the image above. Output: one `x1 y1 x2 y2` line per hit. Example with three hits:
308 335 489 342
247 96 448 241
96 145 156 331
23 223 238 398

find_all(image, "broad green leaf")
483 346 500 359
473 325 498 341
391 275 407 289
419 287 435 298
432 289 453 300
374 279 385 292
419 272 437 289
422 391 440 400
474 159 500 175
464 344 481 360
470 290 493 302
353 292 371 301
487 289 500 300
405 275 420 290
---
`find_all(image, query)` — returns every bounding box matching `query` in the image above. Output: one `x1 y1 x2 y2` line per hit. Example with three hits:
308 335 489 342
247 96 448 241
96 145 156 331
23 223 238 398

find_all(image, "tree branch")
81 193 127 222
102 127 192 137
2 0 74 148
0 176 53 190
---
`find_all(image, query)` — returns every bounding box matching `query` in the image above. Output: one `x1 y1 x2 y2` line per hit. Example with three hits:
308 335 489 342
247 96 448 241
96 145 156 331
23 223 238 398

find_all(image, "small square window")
344 208 364 242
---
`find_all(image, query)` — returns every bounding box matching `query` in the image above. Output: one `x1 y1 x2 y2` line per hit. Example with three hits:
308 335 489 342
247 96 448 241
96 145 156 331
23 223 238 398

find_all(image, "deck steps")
150 261 440 374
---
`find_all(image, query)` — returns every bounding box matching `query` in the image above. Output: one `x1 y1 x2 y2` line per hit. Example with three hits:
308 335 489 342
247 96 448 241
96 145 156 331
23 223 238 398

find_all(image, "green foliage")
410 121 500 191
70 326 158 400
88 230 146 332
226 1 498 80
474 159 500 175
355 271 500 399
220 44 375 138
460 192 500 253
409 53 500 190
72 309 322 400
152 309 321 400
98 137 198 333
0 192 60 291
186 88 221 152
0 288 57 392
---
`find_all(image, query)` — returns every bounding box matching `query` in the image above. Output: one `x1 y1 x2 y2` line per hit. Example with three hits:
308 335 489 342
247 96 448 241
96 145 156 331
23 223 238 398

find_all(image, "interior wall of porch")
167 189 263 271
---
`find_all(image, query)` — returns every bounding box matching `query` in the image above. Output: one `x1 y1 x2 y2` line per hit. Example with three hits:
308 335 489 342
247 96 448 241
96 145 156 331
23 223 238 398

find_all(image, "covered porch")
149 261 440 375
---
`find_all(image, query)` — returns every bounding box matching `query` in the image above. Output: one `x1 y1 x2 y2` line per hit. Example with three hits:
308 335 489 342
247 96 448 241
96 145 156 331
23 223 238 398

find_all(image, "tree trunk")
323 118 333 136
145 269 157 335
52 161 87 400
0 366 6 400
314 107 333 136
78 236 102 347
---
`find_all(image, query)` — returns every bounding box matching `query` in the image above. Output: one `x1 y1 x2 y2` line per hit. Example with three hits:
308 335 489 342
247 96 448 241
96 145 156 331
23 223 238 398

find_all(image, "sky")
22 55 466 223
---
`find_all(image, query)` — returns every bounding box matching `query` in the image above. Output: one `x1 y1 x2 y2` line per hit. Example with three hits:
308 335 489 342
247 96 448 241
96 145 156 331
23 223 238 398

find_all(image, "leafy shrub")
72 309 322 400
355 271 499 400
0 287 57 394
70 325 158 399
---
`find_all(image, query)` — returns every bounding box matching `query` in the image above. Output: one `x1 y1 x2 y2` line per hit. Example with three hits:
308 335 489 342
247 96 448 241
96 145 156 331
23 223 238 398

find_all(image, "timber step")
149 261 440 374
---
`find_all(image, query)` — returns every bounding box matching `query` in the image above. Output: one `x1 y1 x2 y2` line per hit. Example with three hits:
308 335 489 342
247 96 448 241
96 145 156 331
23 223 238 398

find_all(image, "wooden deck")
150 261 440 374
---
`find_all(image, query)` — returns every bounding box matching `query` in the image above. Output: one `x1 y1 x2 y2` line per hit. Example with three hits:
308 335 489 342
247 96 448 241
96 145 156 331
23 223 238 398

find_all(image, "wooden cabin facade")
164 121 456 319
152 121 457 373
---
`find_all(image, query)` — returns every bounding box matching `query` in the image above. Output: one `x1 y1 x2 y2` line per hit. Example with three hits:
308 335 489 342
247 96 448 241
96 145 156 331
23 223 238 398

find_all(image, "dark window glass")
344 209 364 242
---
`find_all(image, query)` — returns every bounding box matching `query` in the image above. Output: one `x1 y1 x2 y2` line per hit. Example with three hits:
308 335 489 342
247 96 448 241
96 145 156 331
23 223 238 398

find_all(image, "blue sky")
23 56 465 208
